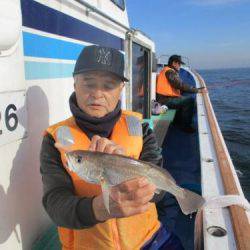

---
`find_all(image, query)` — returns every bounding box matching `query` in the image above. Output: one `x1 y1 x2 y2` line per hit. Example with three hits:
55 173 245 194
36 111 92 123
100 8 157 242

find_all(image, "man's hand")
89 135 126 155
89 136 155 221
197 87 208 94
92 177 156 221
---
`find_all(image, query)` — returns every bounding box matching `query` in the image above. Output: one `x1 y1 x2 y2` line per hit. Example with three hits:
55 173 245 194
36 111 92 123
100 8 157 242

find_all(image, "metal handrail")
195 72 250 250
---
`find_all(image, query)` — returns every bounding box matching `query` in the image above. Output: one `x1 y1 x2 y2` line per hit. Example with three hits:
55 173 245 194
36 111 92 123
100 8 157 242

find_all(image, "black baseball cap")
168 55 185 65
73 45 128 81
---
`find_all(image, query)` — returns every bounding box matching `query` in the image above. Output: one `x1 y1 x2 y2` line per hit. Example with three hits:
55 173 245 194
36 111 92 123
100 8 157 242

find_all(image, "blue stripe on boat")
25 61 74 80
23 32 84 60
21 0 124 51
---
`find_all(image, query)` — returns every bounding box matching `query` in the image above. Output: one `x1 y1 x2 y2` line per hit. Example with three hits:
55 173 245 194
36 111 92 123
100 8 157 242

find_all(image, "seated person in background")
156 55 206 133
40 45 184 250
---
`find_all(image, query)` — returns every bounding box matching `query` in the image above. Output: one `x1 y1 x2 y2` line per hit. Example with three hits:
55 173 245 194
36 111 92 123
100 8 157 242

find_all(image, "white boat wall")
0 0 155 249
192 70 250 250
0 0 249 250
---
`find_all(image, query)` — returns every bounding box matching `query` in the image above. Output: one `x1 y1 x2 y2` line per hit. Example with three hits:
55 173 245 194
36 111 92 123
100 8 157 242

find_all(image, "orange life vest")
45 110 160 250
156 66 181 97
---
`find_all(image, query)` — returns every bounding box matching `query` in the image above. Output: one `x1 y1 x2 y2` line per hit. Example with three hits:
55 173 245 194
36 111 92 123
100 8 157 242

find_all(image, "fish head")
65 150 102 183
65 150 86 171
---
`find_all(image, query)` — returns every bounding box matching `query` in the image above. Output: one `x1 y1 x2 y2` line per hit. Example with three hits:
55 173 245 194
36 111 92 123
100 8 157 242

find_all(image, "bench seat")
143 109 176 146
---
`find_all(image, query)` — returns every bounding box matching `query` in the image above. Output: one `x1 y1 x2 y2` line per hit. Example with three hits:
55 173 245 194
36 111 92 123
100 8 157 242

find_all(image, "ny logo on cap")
96 48 112 66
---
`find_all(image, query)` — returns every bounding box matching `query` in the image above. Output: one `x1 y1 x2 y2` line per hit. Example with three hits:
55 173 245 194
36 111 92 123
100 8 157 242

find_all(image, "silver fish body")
66 150 205 215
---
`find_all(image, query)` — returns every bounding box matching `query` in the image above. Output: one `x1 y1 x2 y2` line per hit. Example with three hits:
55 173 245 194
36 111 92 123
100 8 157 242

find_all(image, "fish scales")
77 151 171 188
66 150 205 215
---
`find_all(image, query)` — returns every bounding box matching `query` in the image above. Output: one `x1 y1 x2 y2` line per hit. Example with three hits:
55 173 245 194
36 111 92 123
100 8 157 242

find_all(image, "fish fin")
100 177 110 214
176 189 205 215
147 177 160 195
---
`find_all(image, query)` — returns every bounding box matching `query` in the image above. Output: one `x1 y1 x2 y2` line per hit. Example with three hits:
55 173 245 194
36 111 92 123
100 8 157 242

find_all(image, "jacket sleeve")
140 122 165 203
40 123 164 229
140 123 163 166
165 70 198 93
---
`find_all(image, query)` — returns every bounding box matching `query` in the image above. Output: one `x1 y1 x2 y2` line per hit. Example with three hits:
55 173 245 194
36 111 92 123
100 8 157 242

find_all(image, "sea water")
198 67 250 201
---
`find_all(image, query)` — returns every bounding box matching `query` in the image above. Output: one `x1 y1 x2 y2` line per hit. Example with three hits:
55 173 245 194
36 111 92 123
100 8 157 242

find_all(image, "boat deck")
144 110 176 146
157 69 201 250
157 119 201 250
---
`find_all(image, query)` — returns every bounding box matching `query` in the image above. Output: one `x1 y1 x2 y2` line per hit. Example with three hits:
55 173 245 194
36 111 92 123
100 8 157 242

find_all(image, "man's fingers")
113 191 155 207
117 177 148 193
123 203 151 216
114 184 156 206
96 138 111 152
126 183 156 201
109 188 152 214
198 88 208 94
131 193 155 206
105 144 117 154
89 136 126 155
110 179 144 203
109 187 122 204
105 144 125 155
89 135 101 151
114 146 126 155
109 181 154 217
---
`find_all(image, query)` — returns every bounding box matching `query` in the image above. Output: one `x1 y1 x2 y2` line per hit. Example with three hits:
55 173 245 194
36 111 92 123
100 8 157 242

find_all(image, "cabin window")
152 52 157 72
111 0 125 10
132 42 151 118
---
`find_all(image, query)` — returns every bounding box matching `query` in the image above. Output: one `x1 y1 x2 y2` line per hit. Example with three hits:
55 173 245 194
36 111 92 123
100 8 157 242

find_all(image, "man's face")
172 61 181 71
74 71 124 118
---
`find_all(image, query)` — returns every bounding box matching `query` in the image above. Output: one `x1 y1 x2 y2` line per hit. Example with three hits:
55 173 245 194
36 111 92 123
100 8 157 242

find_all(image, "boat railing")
195 72 250 250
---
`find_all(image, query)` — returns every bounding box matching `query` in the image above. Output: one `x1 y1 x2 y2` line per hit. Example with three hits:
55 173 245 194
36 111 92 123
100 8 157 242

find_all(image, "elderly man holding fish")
40 46 199 249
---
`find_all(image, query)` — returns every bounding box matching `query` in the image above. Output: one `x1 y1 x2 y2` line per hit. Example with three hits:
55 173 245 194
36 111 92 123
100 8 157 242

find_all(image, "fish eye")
76 156 82 163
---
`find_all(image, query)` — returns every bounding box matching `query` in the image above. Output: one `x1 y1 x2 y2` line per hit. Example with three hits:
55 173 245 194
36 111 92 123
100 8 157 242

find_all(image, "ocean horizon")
196 66 250 71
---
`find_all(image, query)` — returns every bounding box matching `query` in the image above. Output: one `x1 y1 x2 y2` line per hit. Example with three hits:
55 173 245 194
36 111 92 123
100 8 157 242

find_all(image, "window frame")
131 41 151 119
110 0 125 11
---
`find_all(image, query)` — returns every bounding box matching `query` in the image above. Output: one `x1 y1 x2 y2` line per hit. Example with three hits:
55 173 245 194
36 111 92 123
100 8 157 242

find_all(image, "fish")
65 150 205 215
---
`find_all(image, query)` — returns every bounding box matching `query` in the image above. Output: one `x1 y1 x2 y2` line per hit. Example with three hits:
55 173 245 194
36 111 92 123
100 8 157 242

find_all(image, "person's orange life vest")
45 110 160 250
156 66 181 97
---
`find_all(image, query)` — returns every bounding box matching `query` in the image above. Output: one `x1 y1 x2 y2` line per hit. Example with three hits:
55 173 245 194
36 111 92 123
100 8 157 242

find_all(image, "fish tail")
176 189 205 215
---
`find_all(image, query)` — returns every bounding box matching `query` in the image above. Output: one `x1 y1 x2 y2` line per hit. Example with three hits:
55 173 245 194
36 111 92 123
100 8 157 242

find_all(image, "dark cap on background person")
168 55 185 66
73 45 128 81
